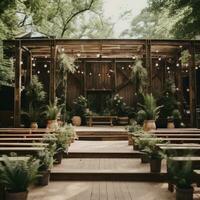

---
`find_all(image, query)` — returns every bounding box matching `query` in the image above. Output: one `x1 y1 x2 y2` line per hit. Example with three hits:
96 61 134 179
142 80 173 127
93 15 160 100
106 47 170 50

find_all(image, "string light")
132 56 136 60
31 57 34 61
81 71 84 74
89 72 92 76
96 54 100 58
186 88 190 92
176 88 179 91
156 50 159 53
158 57 162 61
176 63 180 67
98 73 101 77
37 71 40 74
185 70 188 73
77 70 80 74
20 61 23 65
185 63 189 67
155 63 159 67
168 71 170 74
77 53 81 57
179 45 183 48
195 66 198 70
128 64 132 69
44 64 47 68
47 70 50 73
45 56 48 58
32 63 36 67
167 67 170 70
122 67 125 70
61 48 65 52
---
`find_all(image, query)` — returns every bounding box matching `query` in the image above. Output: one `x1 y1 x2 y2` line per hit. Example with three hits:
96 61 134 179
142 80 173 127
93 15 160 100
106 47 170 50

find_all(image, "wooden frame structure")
3 38 200 127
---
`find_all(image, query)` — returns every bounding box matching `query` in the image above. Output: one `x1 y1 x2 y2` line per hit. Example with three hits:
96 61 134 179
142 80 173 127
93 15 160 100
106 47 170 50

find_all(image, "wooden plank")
0 138 56 141
14 40 22 127
0 143 48 146
169 157 200 161
0 134 56 137
0 147 45 151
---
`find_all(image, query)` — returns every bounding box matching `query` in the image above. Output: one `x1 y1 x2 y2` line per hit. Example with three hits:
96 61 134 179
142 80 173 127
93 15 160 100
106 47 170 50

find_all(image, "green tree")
148 0 200 38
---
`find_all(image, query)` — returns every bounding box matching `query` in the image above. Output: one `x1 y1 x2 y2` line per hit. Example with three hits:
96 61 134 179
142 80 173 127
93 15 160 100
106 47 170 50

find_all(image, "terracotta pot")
54 151 63 164
143 120 156 131
150 158 162 173
167 121 175 129
30 122 38 129
5 191 28 200
47 120 58 129
72 116 81 126
128 134 133 145
176 187 193 200
37 170 50 186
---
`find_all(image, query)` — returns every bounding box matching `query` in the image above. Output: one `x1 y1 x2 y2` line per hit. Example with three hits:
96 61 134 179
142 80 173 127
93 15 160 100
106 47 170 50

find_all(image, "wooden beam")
26 52 32 87
49 40 57 103
146 40 152 92
189 42 197 127
14 40 22 127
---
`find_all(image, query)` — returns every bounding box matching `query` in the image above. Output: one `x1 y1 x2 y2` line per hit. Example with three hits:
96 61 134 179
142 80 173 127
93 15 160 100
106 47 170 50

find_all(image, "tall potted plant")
72 95 88 126
44 100 61 129
168 159 193 200
138 94 163 131
22 105 41 129
36 149 54 186
0 156 39 200
144 139 165 173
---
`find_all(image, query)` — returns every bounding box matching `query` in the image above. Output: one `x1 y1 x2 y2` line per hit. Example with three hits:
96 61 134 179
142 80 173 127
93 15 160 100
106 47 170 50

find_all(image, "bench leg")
168 183 174 192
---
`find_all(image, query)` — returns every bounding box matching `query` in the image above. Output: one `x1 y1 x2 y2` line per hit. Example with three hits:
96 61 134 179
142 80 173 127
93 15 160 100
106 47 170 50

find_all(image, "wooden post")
145 40 152 92
83 60 87 96
49 40 57 103
189 42 197 127
113 59 117 93
26 52 32 86
14 40 22 127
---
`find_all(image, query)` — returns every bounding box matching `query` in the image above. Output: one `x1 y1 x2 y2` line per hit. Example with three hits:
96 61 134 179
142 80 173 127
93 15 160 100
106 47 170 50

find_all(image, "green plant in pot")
52 124 72 164
109 94 129 125
138 94 163 131
72 95 88 126
168 159 193 200
126 121 143 146
36 149 54 186
135 133 155 163
0 156 39 200
143 139 165 173
22 104 41 129
44 100 62 129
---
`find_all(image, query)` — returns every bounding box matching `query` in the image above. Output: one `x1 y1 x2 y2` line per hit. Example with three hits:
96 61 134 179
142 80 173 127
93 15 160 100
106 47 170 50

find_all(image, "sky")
103 0 148 36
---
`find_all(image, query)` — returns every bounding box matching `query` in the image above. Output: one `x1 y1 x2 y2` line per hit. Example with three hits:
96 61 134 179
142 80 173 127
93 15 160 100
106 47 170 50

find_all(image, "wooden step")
67 151 141 158
50 171 167 182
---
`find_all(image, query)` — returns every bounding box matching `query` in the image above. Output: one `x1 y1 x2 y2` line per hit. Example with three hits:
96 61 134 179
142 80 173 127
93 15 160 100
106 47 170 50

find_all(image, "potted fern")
22 105 41 129
36 149 54 186
44 100 61 129
0 156 39 200
144 139 165 173
168 159 193 200
138 94 163 131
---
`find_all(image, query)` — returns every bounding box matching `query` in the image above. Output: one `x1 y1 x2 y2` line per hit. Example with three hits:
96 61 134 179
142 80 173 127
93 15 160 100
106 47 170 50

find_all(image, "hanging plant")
130 59 148 94
179 50 191 65
56 53 76 121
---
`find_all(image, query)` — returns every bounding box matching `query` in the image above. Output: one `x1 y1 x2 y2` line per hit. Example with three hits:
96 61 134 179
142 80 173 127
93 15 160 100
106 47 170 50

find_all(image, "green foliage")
0 156 39 192
126 121 143 134
179 50 191 65
44 100 62 120
36 148 54 171
157 79 181 121
143 139 165 159
130 59 148 94
0 43 14 86
25 75 46 108
108 94 129 117
72 95 88 118
138 94 162 120
22 104 41 122
148 0 200 38
168 159 192 189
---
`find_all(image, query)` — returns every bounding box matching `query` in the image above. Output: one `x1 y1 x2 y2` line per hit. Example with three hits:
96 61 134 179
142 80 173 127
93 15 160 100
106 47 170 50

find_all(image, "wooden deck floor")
69 141 132 153
52 158 167 173
29 181 175 200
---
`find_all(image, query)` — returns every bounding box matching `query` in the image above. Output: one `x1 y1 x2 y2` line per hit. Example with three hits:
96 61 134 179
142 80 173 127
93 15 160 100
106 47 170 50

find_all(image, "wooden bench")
139 137 200 143
0 147 45 156
0 142 48 147
86 116 117 127
0 137 56 142
0 133 57 137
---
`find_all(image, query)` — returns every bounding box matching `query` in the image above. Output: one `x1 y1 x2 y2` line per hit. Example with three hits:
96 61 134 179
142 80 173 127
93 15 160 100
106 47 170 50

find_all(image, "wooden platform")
75 126 128 141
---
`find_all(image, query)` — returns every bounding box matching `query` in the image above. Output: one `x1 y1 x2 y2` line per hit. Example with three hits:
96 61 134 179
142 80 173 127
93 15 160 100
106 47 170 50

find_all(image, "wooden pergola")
3 38 200 127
